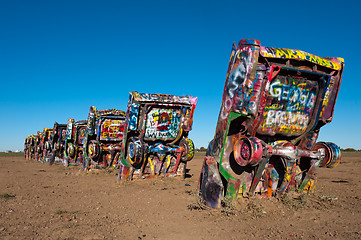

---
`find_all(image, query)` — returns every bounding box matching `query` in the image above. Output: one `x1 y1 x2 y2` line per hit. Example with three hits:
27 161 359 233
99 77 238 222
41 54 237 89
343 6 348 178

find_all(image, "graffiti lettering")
260 77 318 135
260 47 342 70
133 92 194 105
268 80 316 111
100 119 124 141
144 108 181 140
265 110 309 132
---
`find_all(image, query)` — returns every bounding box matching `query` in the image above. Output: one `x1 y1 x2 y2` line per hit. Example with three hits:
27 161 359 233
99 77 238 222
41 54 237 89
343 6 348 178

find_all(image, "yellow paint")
88 146 93 156
148 157 155 174
165 155 171 169
285 166 292 181
260 47 342 70
303 179 316 192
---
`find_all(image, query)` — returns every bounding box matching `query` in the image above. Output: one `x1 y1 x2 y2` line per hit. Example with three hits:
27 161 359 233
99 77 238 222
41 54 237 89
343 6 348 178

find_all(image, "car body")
24 135 35 160
83 107 126 170
40 127 53 163
48 122 68 165
34 131 43 161
63 118 87 166
199 39 344 208
24 136 30 159
118 91 198 181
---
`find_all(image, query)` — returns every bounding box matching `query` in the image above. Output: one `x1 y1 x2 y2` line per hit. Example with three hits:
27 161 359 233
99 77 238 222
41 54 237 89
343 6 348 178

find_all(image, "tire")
179 138 195 162
126 137 143 167
88 140 100 161
67 142 77 159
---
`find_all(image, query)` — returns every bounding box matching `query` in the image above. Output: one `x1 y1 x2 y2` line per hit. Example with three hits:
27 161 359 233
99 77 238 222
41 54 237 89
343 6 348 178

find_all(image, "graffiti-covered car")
29 135 37 160
24 136 30 159
118 91 198 181
83 107 126 170
63 118 87 166
40 127 53 163
27 134 39 160
24 135 35 160
199 39 344 208
34 131 43 161
49 122 67 165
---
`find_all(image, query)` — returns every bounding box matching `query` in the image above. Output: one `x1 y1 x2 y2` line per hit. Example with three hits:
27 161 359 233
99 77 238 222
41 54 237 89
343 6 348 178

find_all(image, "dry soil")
1 152 360 239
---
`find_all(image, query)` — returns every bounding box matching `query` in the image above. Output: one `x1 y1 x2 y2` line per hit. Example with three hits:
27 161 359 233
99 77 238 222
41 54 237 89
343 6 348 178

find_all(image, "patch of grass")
55 209 79 215
0 152 24 157
221 196 237 216
0 193 16 199
55 209 68 215
279 193 308 210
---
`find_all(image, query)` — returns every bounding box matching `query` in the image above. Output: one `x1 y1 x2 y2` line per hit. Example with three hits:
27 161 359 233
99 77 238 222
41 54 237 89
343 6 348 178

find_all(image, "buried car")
24 135 36 160
83 107 126 170
199 39 344 208
48 122 68 165
118 91 197 181
63 118 87 166
24 136 31 159
34 131 43 162
40 127 53 163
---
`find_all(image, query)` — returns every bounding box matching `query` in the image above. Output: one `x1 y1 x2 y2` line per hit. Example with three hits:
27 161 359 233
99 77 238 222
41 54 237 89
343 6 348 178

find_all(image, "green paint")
219 112 248 182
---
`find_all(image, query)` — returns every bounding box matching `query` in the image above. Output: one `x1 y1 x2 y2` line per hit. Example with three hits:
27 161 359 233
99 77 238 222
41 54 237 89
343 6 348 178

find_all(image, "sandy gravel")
1 152 360 239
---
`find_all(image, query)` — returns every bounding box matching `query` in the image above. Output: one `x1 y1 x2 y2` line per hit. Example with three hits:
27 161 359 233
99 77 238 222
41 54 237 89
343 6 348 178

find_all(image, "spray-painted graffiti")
66 120 73 140
133 92 196 105
76 127 87 145
41 128 53 163
212 44 260 157
199 39 344 208
63 119 87 167
263 110 309 133
83 106 126 170
100 119 124 141
118 91 197 181
227 49 251 99
46 123 67 165
260 47 343 70
128 103 139 130
259 77 318 135
144 108 182 140
60 129 67 141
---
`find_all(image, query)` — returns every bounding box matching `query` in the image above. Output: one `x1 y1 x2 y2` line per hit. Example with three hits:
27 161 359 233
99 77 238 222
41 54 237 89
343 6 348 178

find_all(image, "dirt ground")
1 152 360 240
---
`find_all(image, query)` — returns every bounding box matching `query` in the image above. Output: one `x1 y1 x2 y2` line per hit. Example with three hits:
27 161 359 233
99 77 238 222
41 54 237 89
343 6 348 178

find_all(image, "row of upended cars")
25 39 345 208
25 91 198 180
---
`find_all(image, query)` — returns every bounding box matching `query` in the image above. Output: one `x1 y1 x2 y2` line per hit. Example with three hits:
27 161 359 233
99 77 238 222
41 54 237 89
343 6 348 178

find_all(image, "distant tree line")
341 148 361 152
196 147 207 152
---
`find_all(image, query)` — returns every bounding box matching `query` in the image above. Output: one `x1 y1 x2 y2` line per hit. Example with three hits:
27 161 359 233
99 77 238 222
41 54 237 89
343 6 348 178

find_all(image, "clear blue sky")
1 0 360 151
